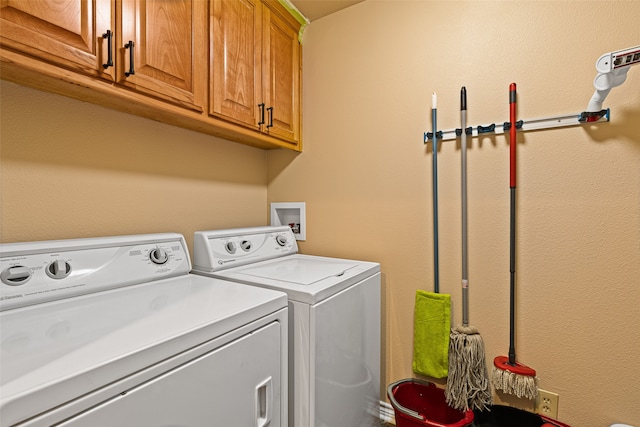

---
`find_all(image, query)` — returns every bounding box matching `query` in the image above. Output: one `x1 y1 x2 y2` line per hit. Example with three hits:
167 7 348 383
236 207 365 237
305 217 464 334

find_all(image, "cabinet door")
262 5 300 144
0 0 115 81
120 0 205 111
210 0 262 130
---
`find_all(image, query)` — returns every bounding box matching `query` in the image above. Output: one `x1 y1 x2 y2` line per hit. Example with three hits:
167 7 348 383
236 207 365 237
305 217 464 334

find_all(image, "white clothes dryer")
192 226 381 427
0 233 288 427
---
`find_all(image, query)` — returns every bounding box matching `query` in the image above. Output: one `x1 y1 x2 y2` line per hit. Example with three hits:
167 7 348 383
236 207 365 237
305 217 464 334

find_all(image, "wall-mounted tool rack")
424 109 610 143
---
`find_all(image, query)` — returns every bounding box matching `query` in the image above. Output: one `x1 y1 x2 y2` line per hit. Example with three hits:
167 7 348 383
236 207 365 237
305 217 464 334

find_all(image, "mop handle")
461 87 469 326
432 92 440 294
509 83 517 365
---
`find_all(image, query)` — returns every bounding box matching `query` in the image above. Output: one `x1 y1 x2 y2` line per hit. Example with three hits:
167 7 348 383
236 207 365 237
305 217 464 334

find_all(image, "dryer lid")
0 275 286 427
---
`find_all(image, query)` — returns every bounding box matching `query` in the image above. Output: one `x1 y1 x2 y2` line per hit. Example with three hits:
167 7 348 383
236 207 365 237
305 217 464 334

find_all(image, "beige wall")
1 80 268 251
268 1 640 425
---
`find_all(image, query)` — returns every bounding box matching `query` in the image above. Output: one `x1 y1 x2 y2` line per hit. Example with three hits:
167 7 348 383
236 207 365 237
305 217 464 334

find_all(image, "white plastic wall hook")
586 45 640 112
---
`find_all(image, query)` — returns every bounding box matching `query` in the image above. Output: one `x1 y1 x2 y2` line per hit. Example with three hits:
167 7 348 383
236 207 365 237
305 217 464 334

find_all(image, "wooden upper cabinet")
210 0 262 130
0 0 115 81
262 4 300 143
119 0 206 111
1 0 301 151
210 0 301 145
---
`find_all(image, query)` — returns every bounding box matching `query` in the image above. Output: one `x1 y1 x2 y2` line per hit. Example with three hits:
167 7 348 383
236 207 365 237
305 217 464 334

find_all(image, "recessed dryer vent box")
270 202 306 241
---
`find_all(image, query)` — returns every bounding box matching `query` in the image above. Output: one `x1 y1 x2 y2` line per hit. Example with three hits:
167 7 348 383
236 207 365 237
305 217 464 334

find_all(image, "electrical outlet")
535 389 559 420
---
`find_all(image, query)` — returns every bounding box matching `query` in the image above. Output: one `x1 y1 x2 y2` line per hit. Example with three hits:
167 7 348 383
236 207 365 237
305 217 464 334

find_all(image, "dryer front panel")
58 322 282 427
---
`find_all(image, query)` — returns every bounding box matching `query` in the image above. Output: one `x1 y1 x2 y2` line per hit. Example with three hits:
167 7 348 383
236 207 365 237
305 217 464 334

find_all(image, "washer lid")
240 257 358 285
206 254 380 304
0 274 287 427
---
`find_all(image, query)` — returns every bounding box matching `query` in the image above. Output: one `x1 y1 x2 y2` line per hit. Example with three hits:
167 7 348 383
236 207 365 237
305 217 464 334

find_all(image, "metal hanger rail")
424 109 610 143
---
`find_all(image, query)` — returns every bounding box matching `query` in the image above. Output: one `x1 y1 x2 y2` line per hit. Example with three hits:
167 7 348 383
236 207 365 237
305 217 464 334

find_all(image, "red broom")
492 83 538 399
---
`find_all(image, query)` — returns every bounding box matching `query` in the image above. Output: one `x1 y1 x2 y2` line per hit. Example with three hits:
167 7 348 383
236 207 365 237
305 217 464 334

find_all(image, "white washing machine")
192 226 381 427
0 233 288 427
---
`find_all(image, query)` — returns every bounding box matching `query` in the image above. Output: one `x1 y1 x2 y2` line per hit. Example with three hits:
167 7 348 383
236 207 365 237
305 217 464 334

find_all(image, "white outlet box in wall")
270 202 306 241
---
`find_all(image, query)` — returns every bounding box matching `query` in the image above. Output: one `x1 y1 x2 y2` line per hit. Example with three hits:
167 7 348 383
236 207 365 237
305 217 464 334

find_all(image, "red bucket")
387 379 474 427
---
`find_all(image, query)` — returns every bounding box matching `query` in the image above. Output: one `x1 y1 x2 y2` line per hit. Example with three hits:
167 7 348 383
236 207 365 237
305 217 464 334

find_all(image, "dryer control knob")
225 241 237 254
149 247 169 264
46 259 71 279
276 235 288 246
1 265 32 286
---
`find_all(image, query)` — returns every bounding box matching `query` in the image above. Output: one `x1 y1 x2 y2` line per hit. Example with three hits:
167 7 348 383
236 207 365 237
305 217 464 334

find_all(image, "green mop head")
445 324 492 411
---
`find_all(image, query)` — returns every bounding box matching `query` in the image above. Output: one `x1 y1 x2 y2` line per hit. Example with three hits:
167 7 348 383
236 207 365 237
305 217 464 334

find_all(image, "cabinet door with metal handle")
118 0 205 111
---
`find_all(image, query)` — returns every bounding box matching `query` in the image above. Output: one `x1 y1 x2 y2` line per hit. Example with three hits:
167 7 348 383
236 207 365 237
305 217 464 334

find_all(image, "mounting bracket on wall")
425 44 639 144
424 109 610 143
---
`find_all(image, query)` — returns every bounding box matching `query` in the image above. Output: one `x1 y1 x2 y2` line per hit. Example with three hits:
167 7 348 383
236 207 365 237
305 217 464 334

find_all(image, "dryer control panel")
0 234 191 311
193 226 298 272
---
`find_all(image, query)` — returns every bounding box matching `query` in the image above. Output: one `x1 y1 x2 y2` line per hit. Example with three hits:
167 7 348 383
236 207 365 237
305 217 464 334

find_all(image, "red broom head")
493 355 536 377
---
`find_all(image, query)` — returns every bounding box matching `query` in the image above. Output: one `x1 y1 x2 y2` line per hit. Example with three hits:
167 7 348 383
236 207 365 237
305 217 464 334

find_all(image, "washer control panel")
193 226 297 272
0 233 191 311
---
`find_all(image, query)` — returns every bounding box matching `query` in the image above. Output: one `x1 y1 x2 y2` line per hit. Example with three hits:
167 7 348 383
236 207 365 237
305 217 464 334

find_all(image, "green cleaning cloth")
412 289 451 379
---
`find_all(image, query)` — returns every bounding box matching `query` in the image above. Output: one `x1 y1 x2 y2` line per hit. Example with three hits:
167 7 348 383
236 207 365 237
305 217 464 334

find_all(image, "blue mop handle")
432 93 439 293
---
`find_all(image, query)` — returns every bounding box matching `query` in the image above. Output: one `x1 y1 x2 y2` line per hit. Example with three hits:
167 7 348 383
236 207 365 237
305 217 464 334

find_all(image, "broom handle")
461 87 469 326
509 83 517 365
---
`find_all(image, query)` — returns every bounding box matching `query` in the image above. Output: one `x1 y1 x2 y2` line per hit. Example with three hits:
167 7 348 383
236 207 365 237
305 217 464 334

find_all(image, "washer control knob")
1 265 32 286
149 247 169 265
46 259 71 279
225 241 237 254
240 240 252 252
276 234 288 247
